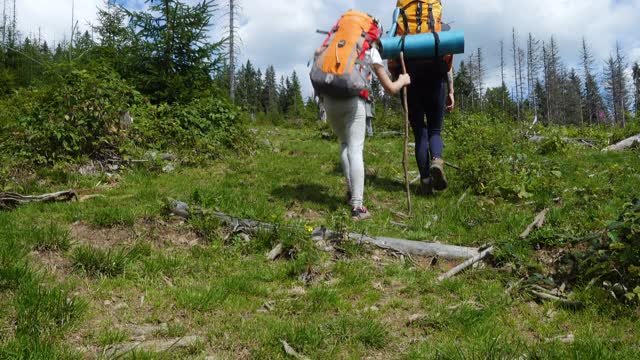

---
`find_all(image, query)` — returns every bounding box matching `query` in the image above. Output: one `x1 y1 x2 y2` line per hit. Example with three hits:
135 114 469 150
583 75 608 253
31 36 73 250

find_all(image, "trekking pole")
399 52 412 216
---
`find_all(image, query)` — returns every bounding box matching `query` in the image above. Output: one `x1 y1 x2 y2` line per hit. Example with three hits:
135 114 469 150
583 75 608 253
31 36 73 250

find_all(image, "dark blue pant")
406 72 446 180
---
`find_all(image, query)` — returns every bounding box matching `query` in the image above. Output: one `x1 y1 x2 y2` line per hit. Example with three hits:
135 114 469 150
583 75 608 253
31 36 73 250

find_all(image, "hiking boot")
351 206 371 221
420 177 434 196
429 158 448 191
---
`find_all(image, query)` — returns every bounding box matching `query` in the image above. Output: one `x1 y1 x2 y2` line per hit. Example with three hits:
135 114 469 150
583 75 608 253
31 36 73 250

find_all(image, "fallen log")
0 190 77 210
519 208 549 239
168 201 479 260
281 340 310 360
527 135 595 147
602 134 640 152
437 246 494 282
103 335 203 358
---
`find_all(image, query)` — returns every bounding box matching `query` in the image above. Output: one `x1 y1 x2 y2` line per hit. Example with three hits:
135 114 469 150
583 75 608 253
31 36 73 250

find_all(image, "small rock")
103 300 112 306
114 303 128 310
261 139 272 147
162 163 176 173
170 201 190 219
367 306 380 312
238 233 251 242
249 128 259 135
160 153 177 161
257 301 275 313
288 287 306 296
546 334 575 344
145 151 159 160
78 163 98 176
267 243 284 261
407 314 426 325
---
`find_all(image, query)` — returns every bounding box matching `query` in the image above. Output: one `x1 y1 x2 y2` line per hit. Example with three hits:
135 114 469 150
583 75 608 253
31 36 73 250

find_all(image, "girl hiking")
390 0 455 195
310 10 411 221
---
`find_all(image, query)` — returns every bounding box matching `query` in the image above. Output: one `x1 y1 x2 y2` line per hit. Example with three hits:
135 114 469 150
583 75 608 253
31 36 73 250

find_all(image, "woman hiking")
310 10 411 221
391 0 455 195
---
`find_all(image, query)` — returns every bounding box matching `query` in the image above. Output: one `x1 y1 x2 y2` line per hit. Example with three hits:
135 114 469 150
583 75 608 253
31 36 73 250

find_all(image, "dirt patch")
285 204 325 222
70 220 202 249
29 250 72 280
137 219 202 248
70 222 136 249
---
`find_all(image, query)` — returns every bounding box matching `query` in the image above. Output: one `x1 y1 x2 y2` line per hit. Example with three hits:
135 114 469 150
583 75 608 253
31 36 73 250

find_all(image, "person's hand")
446 92 455 112
398 73 411 87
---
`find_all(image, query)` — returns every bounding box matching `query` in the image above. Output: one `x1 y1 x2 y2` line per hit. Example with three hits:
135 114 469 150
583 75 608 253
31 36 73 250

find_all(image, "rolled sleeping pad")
380 30 465 60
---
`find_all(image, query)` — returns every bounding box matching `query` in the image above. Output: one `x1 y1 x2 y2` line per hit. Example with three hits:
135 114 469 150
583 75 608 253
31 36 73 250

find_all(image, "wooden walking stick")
399 52 412 215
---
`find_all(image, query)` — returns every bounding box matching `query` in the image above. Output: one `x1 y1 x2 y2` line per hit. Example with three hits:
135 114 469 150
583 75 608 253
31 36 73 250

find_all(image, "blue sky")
16 0 640 97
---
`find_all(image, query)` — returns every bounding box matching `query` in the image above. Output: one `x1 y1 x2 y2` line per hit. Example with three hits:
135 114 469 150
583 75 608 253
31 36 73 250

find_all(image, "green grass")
1 119 639 358
71 246 131 278
29 223 72 252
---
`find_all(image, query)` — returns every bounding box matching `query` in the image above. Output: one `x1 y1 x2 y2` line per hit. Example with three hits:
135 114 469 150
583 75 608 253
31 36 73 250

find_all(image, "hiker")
390 0 455 195
310 10 411 220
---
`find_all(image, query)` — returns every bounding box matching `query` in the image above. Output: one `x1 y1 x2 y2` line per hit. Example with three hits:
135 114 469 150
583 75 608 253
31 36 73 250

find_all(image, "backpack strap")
416 1 423 33
427 3 440 61
427 3 435 33
399 8 410 53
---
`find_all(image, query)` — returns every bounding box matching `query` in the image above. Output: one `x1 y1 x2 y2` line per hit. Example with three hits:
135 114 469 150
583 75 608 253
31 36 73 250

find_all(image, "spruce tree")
262 65 279 114
126 0 225 103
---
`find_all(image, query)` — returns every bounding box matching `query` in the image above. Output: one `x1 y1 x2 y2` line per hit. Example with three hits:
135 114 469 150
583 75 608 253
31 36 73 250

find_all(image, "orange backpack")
310 10 382 98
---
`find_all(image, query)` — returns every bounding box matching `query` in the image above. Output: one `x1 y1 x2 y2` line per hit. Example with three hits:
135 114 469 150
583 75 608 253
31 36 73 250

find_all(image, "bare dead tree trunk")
512 28 520 120
500 40 505 110
229 0 236 102
477 47 484 111
1 0 6 45
70 0 74 61
518 47 525 115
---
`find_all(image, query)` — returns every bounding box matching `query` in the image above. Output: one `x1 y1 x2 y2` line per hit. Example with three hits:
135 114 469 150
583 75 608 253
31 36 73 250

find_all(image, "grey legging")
324 96 367 208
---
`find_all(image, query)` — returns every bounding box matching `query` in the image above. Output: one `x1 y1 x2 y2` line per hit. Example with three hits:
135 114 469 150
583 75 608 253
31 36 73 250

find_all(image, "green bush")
0 65 250 166
129 96 249 160
571 199 640 302
0 66 140 164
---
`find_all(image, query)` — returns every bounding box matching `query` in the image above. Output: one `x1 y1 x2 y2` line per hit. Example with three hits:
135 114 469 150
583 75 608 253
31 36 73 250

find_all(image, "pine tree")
95 2 129 51
604 43 630 127
454 60 474 112
564 69 583 125
262 65 279 114
580 38 605 124
288 71 304 118
125 0 225 103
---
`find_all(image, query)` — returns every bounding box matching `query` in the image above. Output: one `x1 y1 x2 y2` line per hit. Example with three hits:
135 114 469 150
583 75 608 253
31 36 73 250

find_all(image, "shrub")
1 65 140 164
129 96 250 160
569 199 640 302
0 65 250 166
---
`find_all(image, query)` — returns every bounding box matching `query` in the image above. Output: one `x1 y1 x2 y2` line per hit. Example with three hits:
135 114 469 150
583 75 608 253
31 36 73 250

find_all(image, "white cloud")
14 0 640 97
17 0 102 44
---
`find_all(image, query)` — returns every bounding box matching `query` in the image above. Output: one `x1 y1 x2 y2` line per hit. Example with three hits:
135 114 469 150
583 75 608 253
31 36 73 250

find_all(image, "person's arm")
373 64 410 96
446 69 455 112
